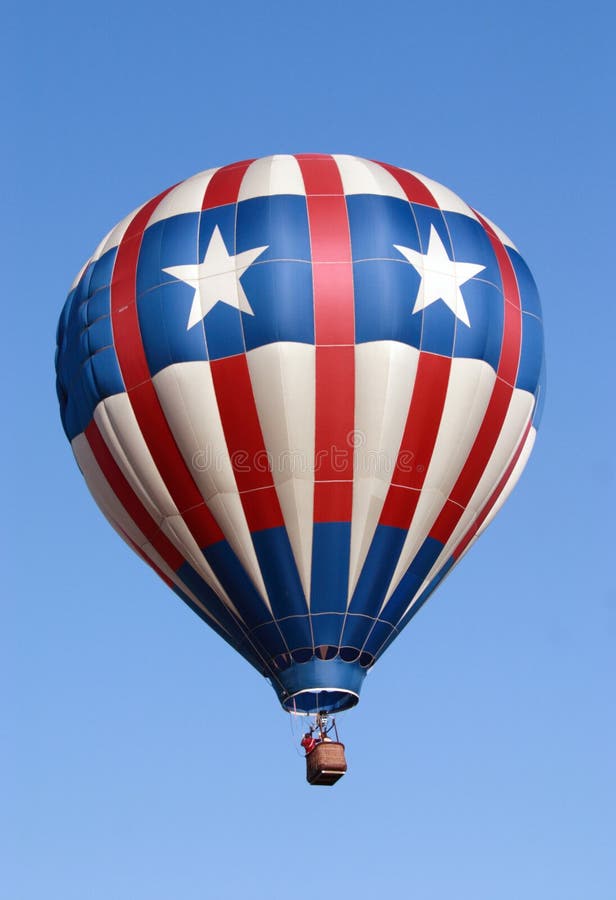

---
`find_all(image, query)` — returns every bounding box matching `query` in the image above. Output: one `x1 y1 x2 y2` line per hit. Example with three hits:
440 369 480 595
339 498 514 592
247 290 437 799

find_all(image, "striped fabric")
56 154 545 714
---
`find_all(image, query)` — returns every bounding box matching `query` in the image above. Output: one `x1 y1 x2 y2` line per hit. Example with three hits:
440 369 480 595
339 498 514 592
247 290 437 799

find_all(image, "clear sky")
3 1 615 897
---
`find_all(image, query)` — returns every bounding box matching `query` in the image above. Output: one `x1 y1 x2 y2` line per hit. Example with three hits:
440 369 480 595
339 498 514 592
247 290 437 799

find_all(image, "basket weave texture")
306 741 347 785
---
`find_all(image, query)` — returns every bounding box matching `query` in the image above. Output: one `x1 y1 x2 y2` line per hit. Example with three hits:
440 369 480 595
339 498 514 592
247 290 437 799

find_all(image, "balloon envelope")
56 154 545 714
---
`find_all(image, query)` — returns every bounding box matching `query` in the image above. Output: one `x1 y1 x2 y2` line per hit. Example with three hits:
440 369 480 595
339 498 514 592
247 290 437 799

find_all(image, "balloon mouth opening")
271 657 367 714
283 688 359 715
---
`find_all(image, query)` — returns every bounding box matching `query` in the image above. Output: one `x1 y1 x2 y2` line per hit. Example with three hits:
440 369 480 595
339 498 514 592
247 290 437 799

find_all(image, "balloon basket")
305 741 347 786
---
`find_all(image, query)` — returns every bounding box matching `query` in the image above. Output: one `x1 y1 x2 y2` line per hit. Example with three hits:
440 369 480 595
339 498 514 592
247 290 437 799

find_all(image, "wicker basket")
305 741 347 786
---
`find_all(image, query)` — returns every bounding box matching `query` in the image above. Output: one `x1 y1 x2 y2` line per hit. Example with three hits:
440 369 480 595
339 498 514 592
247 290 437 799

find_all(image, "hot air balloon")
55 154 544 783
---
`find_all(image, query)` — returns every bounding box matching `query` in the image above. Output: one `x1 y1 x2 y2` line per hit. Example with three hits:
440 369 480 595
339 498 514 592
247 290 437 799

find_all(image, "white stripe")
246 342 315 600
73 432 150 544
401 387 535 617
381 357 496 609
348 341 420 600
92 395 246 622
148 168 219 225
94 395 178 520
152 362 271 609
238 155 305 200
473 425 536 544
74 433 232 633
406 170 480 221
474 211 519 252
334 155 408 200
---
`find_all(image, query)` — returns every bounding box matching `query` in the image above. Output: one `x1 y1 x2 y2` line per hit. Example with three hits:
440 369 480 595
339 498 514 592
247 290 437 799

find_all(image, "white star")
163 225 268 330
394 225 485 327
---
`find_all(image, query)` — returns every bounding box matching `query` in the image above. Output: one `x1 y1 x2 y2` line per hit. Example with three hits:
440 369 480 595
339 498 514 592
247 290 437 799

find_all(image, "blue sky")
3 1 615 897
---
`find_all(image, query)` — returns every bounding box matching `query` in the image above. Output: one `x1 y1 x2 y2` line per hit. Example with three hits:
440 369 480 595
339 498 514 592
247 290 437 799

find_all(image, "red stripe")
453 422 532 559
209 355 285 530
297 154 355 523
314 481 354 523
377 162 439 208
199 167 286 534
85 420 184 571
201 159 254 210
110 188 225 549
490 228 523 385
314 345 354 483
295 154 344 195
379 353 452 529
429 213 523 545
312 259 355 344
210 356 277 493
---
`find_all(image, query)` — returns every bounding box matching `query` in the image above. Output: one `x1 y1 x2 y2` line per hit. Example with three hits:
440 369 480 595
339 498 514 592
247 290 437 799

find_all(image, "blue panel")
203 541 271 629
310 523 351 614
340 614 379 656
250 620 290 658
444 211 501 288
74 299 90 332
57 328 125 440
344 525 407 646
60 296 82 385
508 248 542 318
85 286 111 326
56 248 124 439
453 278 504 370
176 560 259 653
516 312 544 393
354 259 422 348
137 281 208 375
341 613 383 652
362 619 396 657
62 397 80 441
198 205 236 259
346 194 419 261
159 213 201 276
411 203 453 255
137 284 175 375
275 615 313 652
88 247 116 295
73 262 95 305
310 613 345 647
84 315 113 355
203 302 245 361
80 358 100 422
241 260 314 350
236 195 311 262
419 289 456 356
89 347 124 403
64 380 90 441
251 527 309 621
380 537 445 625
137 213 201 296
